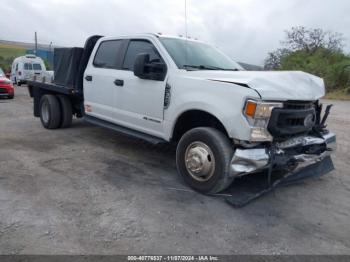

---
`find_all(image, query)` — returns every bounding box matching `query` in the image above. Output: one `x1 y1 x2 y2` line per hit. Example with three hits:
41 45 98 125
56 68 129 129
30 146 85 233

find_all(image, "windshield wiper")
183 64 221 70
183 64 239 71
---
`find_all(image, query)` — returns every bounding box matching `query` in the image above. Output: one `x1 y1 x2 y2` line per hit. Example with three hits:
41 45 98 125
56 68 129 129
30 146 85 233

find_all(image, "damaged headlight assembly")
243 99 283 142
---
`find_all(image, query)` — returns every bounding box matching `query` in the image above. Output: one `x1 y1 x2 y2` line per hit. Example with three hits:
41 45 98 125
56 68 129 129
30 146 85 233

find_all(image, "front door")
112 39 167 137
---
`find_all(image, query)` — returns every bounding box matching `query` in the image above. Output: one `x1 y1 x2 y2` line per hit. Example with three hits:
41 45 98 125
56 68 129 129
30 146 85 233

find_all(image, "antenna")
34 31 38 55
185 0 188 39
185 0 188 67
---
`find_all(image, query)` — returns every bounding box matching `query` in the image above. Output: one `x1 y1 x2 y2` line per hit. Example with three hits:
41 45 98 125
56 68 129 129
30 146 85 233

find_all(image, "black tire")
17 81 21 86
28 86 34 98
57 95 73 128
8 95 14 99
39 95 61 129
176 127 234 194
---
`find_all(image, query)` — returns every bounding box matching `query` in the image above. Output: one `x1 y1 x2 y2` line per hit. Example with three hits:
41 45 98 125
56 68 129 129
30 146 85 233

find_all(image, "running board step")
84 115 166 145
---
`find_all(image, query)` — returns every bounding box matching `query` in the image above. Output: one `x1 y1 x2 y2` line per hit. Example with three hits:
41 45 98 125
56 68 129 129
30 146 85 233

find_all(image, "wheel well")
33 88 80 118
171 110 229 142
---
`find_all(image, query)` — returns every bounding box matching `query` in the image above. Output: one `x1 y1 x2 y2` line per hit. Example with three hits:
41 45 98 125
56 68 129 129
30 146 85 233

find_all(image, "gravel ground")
0 86 349 255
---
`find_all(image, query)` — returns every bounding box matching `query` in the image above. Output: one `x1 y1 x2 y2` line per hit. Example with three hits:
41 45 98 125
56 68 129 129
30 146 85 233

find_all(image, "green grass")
0 43 26 59
0 43 27 71
325 89 350 101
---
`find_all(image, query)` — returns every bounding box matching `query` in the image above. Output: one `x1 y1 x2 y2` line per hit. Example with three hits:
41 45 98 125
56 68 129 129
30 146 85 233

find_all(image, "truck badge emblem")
304 113 315 128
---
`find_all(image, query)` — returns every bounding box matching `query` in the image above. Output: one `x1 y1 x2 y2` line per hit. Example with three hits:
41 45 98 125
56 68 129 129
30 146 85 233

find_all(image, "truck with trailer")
27 34 336 194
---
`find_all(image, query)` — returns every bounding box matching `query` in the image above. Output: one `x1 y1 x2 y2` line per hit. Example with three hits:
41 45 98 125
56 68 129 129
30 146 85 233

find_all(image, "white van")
11 55 46 86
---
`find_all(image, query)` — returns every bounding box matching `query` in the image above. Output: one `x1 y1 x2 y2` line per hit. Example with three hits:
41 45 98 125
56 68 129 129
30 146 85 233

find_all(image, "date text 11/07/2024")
127 255 219 261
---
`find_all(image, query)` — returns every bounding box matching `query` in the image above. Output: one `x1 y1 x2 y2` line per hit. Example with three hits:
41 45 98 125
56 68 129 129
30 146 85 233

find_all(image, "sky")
1 0 350 65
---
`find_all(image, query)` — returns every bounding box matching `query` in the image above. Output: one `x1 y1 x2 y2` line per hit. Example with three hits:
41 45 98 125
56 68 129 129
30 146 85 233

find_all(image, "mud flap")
223 156 334 208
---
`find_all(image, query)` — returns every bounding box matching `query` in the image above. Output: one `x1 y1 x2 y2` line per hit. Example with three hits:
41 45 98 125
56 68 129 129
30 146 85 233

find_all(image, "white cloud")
1 0 350 65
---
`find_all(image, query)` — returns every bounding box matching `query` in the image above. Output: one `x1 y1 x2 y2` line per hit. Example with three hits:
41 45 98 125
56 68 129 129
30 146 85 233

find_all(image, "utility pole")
34 31 38 55
49 41 53 69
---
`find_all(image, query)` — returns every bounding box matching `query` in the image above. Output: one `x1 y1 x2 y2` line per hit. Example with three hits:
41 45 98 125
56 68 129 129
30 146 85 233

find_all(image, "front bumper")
0 89 14 96
230 132 336 177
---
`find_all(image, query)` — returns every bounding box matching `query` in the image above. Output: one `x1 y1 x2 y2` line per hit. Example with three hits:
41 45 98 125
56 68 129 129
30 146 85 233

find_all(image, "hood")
185 70 325 101
0 76 11 81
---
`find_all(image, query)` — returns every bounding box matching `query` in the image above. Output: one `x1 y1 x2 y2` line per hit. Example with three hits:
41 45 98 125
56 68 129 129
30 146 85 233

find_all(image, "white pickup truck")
27 34 336 194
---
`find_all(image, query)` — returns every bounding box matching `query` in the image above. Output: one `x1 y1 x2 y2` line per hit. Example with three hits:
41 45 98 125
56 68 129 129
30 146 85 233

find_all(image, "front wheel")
176 127 234 194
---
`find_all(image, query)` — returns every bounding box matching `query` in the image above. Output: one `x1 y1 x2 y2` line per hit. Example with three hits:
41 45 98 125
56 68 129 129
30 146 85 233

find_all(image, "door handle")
85 75 92 81
114 79 124 86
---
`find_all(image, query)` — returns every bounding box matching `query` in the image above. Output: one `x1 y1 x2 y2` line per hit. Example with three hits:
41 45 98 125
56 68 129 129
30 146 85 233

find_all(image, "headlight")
243 100 283 142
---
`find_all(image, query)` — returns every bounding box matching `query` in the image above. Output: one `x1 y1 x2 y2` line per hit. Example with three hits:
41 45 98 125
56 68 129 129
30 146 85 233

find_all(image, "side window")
122 40 161 71
28 63 33 70
24 63 29 70
93 40 123 69
15 64 18 71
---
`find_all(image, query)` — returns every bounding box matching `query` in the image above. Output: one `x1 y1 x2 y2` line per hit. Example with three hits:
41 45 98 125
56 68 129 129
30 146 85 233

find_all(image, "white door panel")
83 68 116 119
113 39 167 134
84 39 125 120
113 70 166 134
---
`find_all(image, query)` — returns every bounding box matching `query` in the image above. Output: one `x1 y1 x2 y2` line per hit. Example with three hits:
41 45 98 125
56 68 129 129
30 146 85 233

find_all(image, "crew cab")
27 34 336 194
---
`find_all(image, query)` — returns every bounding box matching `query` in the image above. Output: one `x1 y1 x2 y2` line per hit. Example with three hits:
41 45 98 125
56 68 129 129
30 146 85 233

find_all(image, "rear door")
23 63 33 80
32 62 43 78
83 39 125 121
111 39 167 136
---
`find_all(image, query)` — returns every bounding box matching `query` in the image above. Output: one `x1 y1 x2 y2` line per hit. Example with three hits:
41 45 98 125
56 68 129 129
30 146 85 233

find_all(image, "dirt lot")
0 86 350 255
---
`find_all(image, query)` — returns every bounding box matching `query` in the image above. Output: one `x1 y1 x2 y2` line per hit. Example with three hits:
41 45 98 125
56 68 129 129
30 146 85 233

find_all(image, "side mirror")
134 53 150 79
134 53 167 81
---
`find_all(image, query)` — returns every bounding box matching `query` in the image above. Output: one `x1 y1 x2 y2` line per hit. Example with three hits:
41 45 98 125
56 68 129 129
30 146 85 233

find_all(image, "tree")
264 26 345 70
0 55 14 72
282 26 344 53
264 48 290 70
43 59 51 71
279 48 350 90
264 26 350 91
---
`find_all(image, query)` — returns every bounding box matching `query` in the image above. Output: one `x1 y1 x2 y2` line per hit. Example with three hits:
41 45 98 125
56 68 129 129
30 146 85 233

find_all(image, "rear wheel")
176 127 234 194
8 95 14 99
39 95 61 129
57 95 73 128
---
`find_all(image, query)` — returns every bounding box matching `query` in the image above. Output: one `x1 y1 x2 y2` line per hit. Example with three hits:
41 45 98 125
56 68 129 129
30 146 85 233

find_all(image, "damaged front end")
231 101 336 178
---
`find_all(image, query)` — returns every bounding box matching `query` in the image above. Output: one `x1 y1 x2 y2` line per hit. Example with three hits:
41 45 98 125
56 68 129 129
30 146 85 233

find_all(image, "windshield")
159 37 243 71
0 68 4 76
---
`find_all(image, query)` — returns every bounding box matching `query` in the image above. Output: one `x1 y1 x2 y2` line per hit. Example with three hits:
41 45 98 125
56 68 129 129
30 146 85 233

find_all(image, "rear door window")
24 63 29 70
33 64 42 70
93 40 124 69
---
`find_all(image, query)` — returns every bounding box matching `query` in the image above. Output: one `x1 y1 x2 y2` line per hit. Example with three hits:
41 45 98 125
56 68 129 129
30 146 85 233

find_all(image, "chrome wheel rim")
184 141 215 182
41 100 49 123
